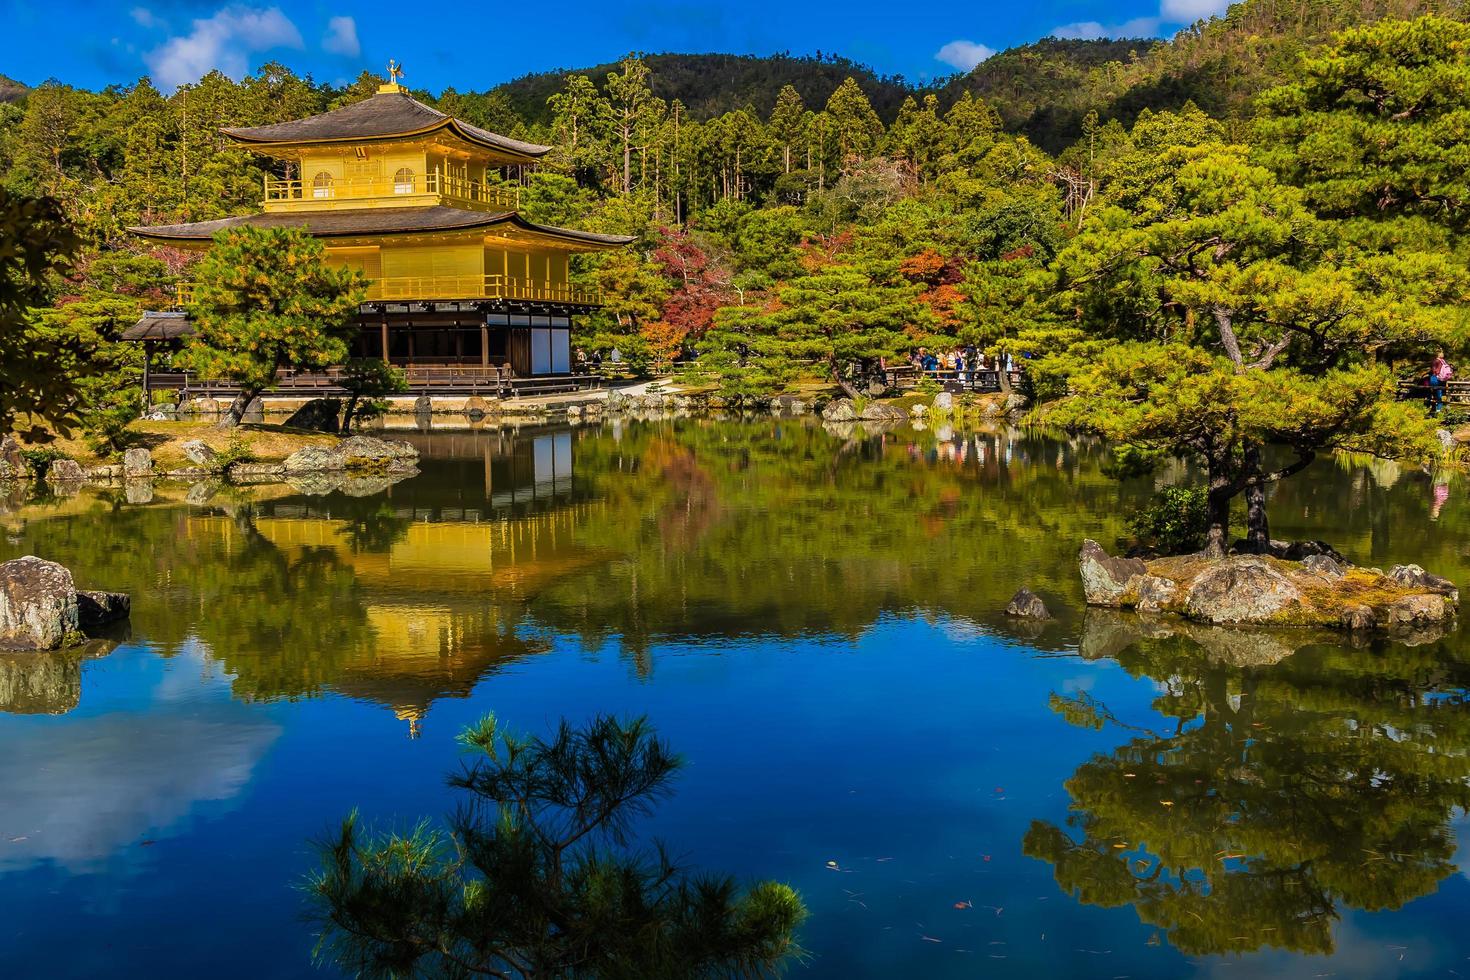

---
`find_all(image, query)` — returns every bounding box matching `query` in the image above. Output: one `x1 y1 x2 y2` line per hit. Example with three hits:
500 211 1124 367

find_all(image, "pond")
2 418 1470 978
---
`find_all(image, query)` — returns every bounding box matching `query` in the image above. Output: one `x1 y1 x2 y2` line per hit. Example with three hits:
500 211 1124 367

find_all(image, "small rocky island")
1079 539 1458 632
0 556 130 651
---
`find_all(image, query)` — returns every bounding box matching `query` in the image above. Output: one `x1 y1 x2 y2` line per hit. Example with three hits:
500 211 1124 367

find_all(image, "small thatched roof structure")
121 311 194 341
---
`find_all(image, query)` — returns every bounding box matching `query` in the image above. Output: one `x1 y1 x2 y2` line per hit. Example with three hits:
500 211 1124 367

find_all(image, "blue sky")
4 0 1231 93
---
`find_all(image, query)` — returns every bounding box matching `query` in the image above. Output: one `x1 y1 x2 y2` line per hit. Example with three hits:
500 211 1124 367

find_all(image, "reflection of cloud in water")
1196 917 1437 979
0 707 279 872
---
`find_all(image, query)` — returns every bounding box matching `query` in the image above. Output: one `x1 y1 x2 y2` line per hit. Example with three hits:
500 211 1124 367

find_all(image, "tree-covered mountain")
939 38 1158 151
0 75 29 104
944 0 1468 150
488 52 918 125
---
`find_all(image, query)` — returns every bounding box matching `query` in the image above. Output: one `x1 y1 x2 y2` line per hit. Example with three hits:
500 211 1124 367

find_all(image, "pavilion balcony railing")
174 276 600 307
263 173 520 211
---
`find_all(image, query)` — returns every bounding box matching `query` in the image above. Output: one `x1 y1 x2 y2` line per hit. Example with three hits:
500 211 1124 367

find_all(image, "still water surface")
2 419 1470 978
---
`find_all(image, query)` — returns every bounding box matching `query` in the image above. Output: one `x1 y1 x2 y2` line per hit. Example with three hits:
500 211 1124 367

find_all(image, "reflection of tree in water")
1025 619 1470 956
532 420 1148 665
334 499 413 554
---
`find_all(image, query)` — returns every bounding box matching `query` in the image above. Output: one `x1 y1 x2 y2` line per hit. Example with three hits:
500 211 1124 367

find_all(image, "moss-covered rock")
1078 539 1458 633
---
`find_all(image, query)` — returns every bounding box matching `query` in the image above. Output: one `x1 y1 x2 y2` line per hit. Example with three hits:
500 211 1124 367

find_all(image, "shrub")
1128 486 1210 555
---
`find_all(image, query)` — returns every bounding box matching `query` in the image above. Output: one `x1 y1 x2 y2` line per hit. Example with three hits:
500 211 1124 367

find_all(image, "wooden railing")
174 276 600 306
263 173 520 211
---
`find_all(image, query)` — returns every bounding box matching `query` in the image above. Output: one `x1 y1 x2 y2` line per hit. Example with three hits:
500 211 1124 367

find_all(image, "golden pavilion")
127 70 632 383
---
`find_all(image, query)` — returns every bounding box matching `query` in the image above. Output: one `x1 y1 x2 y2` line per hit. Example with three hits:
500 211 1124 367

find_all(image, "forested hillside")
491 53 917 125
938 38 1157 152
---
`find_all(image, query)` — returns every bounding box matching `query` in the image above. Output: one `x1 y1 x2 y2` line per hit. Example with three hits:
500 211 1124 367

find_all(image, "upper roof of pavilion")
222 83 551 165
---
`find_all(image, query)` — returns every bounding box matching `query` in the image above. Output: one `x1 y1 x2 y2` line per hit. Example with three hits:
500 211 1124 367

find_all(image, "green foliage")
212 436 258 473
1127 486 1211 555
1256 15 1470 232
337 359 406 435
18 447 66 481
184 226 366 423
307 714 807 979
0 189 85 439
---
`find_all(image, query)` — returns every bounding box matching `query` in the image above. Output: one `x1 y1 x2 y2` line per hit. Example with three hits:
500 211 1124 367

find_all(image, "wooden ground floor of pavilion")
125 299 601 400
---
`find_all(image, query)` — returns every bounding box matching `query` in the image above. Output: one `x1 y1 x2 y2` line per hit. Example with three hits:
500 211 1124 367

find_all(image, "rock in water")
860 401 906 421
76 591 130 629
47 458 85 484
933 392 954 412
1183 557 1304 625
1388 564 1459 602
1078 540 1148 606
180 440 219 469
283 445 346 473
0 557 80 651
822 398 859 422
1006 587 1051 619
122 447 153 478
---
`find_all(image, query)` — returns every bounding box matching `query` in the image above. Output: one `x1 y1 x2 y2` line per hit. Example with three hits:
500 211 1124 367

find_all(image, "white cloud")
129 7 158 29
322 14 360 57
144 5 303 91
935 39 996 72
1052 16 1162 39
1162 0 1231 21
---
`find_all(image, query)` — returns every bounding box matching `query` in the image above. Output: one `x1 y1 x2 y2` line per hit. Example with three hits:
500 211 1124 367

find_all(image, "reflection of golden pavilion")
184 489 608 733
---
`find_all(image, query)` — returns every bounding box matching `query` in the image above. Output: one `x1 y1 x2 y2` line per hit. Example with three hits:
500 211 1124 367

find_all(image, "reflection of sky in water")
0 643 279 873
3 423 1470 978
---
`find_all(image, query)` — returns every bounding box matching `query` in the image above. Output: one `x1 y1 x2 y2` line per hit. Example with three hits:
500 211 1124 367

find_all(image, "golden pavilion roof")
126 206 634 248
221 88 550 162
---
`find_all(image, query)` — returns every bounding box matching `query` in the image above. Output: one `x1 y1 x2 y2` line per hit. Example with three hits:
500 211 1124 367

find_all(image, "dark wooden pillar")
141 343 152 410
380 316 389 361
480 324 489 368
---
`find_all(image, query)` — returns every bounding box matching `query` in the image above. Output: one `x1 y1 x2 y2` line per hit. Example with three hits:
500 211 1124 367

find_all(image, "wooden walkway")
145 366 601 400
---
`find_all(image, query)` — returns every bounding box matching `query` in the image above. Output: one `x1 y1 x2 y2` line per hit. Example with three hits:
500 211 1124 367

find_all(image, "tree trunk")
1204 458 1233 558
216 387 260 429
1242 444 1270 554
341 395 359 435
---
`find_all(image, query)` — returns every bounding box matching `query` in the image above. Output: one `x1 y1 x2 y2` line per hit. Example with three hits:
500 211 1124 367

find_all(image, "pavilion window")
312 171 335 199
393 168 416 194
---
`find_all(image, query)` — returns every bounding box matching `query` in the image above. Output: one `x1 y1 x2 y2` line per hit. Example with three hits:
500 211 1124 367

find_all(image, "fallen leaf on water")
953 901 972 910
1160 800 1174 807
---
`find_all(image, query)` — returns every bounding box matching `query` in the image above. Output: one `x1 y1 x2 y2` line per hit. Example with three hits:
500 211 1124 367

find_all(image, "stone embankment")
0 433 420 501
1079 539 1458 633
0 556 129 651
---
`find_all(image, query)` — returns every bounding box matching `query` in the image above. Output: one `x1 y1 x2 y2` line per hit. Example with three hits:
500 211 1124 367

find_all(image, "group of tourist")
910 347 1015 382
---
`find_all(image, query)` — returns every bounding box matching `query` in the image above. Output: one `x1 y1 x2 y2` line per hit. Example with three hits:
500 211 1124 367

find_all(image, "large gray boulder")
0 557 80 651
1079 540 1148 606
860 401 906 421
932 392 954 412
122 447 153 478
180 440 219 469
283 445 347 473
1183 557 1304 625
47 458 86 484
822 398 859 422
